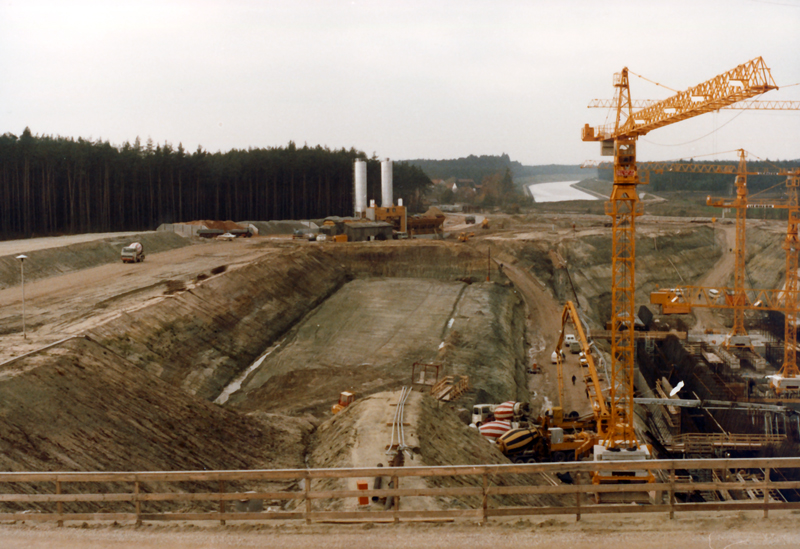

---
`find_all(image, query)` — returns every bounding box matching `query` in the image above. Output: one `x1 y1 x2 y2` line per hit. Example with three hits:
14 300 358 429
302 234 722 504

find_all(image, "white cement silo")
354 160 367 216
381 159 393 207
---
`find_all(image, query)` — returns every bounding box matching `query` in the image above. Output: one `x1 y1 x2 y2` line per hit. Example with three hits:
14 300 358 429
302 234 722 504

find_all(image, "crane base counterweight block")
592 444 655 503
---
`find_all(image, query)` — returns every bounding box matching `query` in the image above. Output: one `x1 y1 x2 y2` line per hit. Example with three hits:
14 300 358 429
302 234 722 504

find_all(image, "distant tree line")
406 154 527 187
407 154 585 189
0 128 432 240
598 157 799 195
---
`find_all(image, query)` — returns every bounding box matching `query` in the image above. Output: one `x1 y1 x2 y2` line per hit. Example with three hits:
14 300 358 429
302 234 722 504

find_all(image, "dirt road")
692 224 735 334
0 238 278 362
3 511 799 548
498 261 591 417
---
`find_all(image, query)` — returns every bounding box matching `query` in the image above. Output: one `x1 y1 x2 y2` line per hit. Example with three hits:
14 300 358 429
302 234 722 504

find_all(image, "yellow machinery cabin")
331 391 355 414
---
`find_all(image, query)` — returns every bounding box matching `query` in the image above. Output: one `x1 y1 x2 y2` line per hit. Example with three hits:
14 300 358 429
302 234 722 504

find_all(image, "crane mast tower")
582 58 778 456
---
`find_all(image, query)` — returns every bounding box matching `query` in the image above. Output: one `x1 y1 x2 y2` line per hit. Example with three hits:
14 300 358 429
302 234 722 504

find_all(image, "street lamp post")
17 254 27 339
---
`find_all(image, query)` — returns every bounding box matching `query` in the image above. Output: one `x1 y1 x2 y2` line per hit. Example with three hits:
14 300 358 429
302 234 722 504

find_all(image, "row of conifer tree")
0 128 433 239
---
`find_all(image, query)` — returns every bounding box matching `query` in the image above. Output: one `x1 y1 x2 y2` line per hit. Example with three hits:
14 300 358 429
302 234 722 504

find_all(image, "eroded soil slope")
329 240 492 281
228 277 529 415
435 281 529 405
88 248 348 401
0 337 312 474
228 278 469 415
490 223 723 326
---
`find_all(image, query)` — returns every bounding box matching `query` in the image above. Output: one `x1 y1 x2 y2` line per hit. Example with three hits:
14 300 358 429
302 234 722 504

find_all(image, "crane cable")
642 110 748 147
627 69 679 93
625 72 799 147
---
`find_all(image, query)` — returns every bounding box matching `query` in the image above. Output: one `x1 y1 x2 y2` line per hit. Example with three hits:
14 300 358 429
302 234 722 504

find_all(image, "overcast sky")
2 0 798 165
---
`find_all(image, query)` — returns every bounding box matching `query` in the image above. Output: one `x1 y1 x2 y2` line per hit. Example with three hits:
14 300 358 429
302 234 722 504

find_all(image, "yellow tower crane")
638 163 800 395
591 150 800 349
582 58 778 455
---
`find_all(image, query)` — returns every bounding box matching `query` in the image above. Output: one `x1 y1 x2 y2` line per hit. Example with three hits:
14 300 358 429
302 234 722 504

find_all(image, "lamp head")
16 254 27 262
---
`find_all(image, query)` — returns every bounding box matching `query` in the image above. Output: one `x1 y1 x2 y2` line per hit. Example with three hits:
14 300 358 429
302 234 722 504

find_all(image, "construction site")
2 57 800 545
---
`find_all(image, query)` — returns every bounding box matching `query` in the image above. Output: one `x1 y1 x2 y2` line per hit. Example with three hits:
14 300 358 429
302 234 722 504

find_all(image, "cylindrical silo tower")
381 159 393 208
354 160 367 216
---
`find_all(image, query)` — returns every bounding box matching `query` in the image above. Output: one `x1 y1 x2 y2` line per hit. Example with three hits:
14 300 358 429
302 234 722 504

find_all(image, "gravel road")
3 511 799 548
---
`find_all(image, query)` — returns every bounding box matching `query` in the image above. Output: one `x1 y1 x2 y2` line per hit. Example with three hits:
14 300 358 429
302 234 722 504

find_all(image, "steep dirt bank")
328 241 493 281
0 231 191 289
490 224 723 327
227 276 528 416
0 337 313 511
88 247 349 401
227 278 465 414
742 221 786 290
436 281 530 405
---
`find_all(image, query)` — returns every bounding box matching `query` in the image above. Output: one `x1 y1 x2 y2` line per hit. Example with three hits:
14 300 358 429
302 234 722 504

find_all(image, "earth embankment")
227 275 529 415
87 247 349 401
0 337 313 512
436 281 529 405
491 225 723 327
328 240 492 281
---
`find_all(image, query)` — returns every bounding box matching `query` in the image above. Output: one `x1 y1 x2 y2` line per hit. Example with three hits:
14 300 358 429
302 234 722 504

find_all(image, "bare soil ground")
310 389 562 513
2 511 800 548
692 224 735 334
497 261 586 416
229 278 470 414
0 337 314 515
0 237 275 360
0 211 792 543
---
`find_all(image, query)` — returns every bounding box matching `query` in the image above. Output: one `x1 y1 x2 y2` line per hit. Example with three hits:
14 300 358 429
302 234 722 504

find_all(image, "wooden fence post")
763 467 770 519
304 473 311 525
481 470 489 525
219 480 226 526
134 480 142 526
575 472 581 522
669 465 676 520
56 480 63 528
393 475 400 523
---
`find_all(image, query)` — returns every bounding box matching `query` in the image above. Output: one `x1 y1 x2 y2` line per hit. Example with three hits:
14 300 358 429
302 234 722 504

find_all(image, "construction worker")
571 375 576 385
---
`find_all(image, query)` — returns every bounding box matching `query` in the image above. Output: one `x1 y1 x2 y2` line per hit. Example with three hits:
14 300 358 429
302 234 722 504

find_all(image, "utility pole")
17 255 27 339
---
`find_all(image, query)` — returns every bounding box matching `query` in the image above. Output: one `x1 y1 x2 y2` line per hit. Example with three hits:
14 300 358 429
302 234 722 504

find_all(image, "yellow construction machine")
331 391 355 414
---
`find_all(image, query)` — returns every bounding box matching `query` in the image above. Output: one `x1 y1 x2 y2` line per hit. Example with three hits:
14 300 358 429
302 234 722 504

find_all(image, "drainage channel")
214 338 285 405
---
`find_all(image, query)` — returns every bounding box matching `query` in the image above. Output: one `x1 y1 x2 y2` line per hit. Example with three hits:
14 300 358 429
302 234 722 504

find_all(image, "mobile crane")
552 301 607 433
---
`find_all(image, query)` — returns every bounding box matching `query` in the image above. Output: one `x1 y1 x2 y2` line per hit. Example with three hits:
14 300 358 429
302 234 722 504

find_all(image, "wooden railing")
429 375 469 401
2 457 800 525
670 433 787 453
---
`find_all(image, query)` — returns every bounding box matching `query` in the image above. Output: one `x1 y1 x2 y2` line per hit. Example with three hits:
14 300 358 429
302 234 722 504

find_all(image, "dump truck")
121 242 145 263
